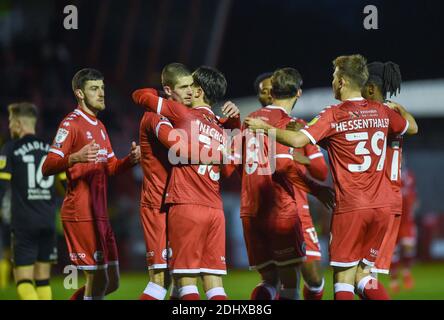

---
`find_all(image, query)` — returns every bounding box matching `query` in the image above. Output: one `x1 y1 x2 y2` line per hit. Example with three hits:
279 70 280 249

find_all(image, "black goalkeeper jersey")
0 135 57 229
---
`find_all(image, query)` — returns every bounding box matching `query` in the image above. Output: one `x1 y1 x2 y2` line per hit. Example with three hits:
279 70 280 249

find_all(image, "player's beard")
84 96 105 113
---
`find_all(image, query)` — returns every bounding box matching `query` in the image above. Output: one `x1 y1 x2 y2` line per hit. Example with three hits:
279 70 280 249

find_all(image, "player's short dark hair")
367 61 402 99
161 63 192 88
192 66 227 106
8 102 38 119
271 67 303 99
254 72 273 94
72 68 104 92
333 54 369 89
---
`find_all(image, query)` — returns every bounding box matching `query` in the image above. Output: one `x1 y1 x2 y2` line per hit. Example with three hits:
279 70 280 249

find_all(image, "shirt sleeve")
42 121 77 176
103 127 134 176
304 144 328 181
300 107 335 145
132 88 190 125
386 107 409 135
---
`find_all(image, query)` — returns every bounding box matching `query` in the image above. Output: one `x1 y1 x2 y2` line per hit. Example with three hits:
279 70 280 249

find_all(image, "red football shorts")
372 213 401 274
63 219 119 270
242 215 306 271
329 207 393 268
140 205 168 270
298 204 322 262
167 204 226 275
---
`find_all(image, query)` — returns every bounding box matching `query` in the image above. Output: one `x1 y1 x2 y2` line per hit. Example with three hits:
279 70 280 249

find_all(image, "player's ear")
368 83 375 96
163 86 172 97
194 87 203 98
74 89 84 100
296 88 302 98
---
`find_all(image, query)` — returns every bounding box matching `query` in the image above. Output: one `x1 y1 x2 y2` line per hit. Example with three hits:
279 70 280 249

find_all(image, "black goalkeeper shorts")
11 227 57 266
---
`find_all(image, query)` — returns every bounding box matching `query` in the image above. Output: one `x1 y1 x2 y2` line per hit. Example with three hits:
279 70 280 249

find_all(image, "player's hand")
130 141 141 164
386 101 407 114
286 121 304 132
244 117 272 132
70 139 100 165
316 186 336 211
221 101 240 118
292 150 311 166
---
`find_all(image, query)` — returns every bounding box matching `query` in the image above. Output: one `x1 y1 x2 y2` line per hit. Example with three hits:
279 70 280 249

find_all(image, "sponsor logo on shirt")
86 131 93 140
70 252 86 260
96 148 108 163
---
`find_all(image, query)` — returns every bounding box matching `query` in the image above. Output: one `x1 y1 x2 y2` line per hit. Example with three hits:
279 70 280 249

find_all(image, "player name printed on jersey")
14 141 53 200
334 117 389 132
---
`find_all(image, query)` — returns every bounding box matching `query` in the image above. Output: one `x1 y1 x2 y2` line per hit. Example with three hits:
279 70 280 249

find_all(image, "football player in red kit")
253 72 329 300
245 54 418 300
243 68 334 300
133 66 240 300
390 166 418 292
362 62 418 297
42 69 140 300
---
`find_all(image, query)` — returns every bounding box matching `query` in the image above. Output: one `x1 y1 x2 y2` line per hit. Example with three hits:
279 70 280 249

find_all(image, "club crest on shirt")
162 248 172 261
55 128 69 144
101 129 106 141
86 131 93 140
0 156 6 170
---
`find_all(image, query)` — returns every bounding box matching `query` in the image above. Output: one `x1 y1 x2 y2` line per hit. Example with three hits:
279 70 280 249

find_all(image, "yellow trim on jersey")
0 157 6 170
0 172 11 181
58 172 67 181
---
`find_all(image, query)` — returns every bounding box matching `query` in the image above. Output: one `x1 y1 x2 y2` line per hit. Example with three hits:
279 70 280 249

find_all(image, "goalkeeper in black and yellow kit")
0 102 65 299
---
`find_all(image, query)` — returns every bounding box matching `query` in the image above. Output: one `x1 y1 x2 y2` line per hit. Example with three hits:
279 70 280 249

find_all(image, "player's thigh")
372 213 401 273
10 227 39 268
167 205 208 272
241 216 273 270
329 211 368 267
140 206 168 270
62 220 106 269
201 208 226 274
13 265 34 282
34 262 51 280
301 260 323 285
37 228 57 266
268 216 305 266
361 207 392 266
100 219 119 266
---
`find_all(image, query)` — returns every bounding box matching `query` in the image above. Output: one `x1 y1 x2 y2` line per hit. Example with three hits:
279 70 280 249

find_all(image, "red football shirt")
44 108 132 221
133 90 228 209
240 106 316 218
289 118 329 211
301 98 409 213
139 112 174 209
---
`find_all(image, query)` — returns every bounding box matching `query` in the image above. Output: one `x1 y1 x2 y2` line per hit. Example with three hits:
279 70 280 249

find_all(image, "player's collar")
75 108 98 126
345 97 365 101
265 105 289 115
194 106 215 116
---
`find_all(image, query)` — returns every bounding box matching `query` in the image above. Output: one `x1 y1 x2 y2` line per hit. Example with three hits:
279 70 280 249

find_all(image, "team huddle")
0 53 418 300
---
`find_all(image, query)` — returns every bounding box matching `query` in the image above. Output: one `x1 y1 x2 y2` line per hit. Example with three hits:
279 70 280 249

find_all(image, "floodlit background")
0 0 443 299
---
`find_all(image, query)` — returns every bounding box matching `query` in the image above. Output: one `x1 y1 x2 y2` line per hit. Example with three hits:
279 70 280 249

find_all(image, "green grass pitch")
1 263 443 300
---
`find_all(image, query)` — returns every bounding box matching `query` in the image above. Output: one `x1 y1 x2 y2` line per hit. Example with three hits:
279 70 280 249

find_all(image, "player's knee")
260 269 279 287
304 272 323 287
